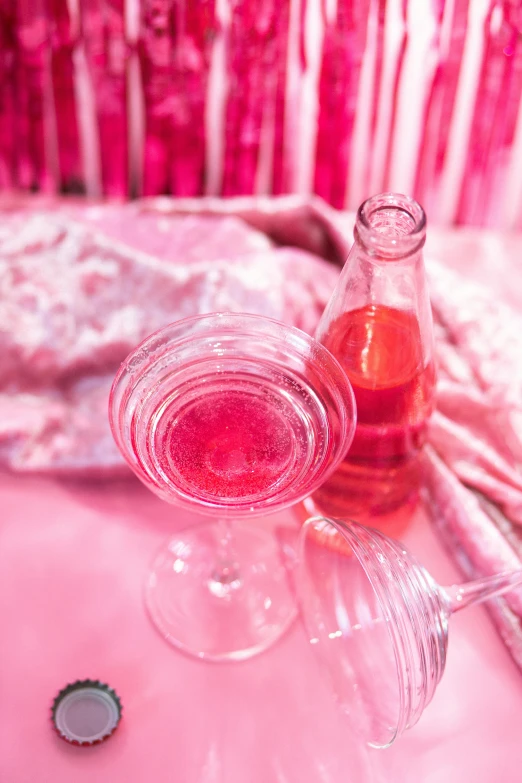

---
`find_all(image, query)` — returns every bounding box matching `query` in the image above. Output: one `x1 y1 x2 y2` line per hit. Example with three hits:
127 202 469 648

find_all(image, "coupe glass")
296 516 522 748
109 313 356 661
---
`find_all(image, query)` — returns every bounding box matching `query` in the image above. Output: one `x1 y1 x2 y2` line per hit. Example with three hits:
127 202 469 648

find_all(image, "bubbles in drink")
157 384 304 502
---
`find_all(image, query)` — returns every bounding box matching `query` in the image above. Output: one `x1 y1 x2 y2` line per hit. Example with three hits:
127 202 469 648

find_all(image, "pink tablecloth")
1 472 522 783
2 221 522 782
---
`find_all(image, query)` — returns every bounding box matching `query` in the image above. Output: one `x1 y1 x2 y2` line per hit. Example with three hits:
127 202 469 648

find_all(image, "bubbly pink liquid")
313 305 435 531
157 388 299 502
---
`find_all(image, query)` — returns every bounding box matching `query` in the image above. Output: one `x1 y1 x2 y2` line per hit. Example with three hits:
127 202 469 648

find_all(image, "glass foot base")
145 523 297 662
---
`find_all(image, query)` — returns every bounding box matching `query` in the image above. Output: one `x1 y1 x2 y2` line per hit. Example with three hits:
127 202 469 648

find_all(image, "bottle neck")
354 193 426 261
314 192 434 366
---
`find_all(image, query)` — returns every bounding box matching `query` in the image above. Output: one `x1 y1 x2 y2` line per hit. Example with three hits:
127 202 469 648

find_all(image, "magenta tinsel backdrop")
1 1 522 227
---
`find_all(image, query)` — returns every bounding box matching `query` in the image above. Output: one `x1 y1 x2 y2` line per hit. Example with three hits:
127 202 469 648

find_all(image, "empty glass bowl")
296 516 522 748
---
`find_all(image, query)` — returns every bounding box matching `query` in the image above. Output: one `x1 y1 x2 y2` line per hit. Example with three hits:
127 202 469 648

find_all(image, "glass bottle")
310 193 436 535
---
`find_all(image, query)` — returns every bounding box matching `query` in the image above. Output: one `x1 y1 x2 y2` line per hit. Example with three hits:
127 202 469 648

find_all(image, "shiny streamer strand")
3 0 522 227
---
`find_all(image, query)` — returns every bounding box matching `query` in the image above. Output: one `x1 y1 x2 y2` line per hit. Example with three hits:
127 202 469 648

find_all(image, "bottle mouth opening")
355 193 426 258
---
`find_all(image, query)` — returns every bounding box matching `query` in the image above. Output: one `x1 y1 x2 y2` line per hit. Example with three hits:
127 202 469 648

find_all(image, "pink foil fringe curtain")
2 1 522 227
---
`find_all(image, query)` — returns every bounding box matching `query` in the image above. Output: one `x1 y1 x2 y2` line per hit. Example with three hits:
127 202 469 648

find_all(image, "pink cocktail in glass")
109 312 356 661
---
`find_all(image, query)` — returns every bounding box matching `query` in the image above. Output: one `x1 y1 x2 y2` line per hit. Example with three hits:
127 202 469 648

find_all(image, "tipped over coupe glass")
109 313 356 661
297 516 522 748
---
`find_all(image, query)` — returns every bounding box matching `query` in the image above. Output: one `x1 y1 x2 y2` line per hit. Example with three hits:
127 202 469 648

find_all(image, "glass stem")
209 517 241 594
445 570 522 614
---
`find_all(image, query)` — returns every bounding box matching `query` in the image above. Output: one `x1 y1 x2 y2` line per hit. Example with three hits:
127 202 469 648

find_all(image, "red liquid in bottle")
312 304 435 532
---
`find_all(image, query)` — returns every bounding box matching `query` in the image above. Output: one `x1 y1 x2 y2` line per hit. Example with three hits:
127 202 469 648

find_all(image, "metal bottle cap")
51 679 122 746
